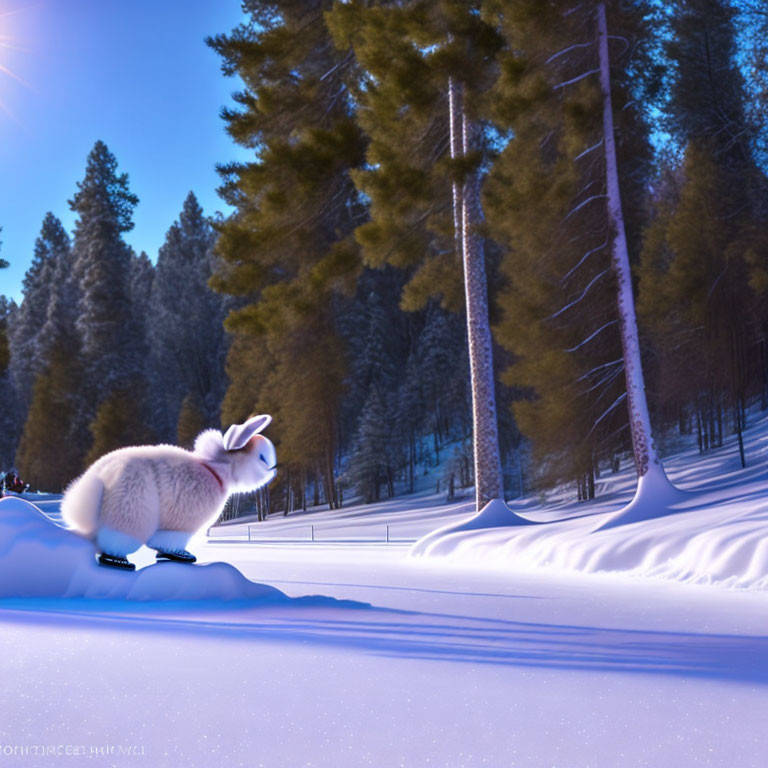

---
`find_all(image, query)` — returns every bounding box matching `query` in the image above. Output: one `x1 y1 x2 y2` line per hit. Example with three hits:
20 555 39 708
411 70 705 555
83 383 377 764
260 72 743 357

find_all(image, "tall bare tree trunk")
596 3 682 529
412 80 536 555
449 77 504 511
449 78 464 258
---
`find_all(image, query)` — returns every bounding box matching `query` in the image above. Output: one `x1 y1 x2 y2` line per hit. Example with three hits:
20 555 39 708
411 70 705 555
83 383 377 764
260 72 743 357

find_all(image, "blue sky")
0 0 249 303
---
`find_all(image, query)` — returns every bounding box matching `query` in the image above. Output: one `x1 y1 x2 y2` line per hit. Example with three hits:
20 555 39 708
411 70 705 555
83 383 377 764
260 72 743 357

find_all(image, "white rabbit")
61 414 277 570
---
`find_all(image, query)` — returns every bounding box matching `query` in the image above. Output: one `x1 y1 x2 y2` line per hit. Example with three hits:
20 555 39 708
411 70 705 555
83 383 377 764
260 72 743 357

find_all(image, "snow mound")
410 412 768 589
411 498 537 554
596 468 689 530
0 497 285 602
410 485 768 589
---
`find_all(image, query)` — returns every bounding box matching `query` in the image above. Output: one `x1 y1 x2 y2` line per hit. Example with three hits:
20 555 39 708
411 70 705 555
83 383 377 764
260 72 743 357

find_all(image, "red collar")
201 462 225 491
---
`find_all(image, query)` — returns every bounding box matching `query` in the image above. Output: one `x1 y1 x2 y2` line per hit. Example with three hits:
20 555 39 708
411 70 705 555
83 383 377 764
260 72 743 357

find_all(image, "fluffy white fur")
61 416 277 558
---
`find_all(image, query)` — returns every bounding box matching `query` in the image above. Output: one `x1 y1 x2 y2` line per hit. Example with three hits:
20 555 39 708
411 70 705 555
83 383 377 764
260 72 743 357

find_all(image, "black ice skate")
97 553 136 571
155 549 197 564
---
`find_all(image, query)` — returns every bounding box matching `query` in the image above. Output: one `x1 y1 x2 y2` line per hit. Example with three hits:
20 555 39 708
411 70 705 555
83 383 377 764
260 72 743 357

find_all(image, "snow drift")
411 415 768 590
0 496 285 601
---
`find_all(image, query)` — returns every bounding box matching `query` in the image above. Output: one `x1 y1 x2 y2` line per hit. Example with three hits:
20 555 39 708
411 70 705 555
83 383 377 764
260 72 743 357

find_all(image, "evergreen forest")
1 0 766 519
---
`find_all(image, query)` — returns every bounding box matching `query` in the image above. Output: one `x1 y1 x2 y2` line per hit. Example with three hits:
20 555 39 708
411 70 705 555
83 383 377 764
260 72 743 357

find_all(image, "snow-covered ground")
214 410 768 590
2 416 768 766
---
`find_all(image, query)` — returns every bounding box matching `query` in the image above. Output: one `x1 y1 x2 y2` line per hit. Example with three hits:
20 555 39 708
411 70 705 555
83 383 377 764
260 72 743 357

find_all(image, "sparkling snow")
2 417 768 766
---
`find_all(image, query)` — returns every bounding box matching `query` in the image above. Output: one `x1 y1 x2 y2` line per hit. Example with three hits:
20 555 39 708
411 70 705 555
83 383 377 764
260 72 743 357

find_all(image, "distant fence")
207 524 418 544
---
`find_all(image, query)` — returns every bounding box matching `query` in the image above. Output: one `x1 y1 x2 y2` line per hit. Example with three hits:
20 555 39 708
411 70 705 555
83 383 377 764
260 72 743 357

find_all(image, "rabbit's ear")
222 414 272 451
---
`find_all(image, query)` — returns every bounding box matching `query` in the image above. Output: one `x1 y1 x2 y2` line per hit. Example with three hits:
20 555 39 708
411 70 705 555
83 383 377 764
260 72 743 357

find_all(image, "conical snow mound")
410 498 535 558
597 468 689 531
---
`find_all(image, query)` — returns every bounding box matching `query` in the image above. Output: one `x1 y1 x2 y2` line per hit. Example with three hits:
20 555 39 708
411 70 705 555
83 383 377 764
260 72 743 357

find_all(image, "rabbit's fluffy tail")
61 472 104 538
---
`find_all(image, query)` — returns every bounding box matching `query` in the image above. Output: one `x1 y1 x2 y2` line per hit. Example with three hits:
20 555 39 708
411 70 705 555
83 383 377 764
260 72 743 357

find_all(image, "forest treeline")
0 0 766 514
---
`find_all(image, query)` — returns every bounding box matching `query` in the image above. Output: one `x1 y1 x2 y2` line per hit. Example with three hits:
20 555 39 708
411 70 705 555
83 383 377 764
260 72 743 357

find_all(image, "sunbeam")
0 2 34 119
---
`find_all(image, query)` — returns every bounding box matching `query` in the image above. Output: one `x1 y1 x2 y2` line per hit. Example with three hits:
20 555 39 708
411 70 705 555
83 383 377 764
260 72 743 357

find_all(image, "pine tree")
16 222 90 487
130 251 154 317
220 333 271 428
417 304 468 454
483 0 676 519
329 1 520 517
396 352 424 494
637 0 768 471
637 145 759 465
86 388 155 465
0 296 18 469
9 214 69 414
0 372 17 469
326 1 506 311
737 0 768 165
339 267 411 425
208 1 367 509
666 0 753 175
129 251 154 366
15 342 86 491
487 0 615 494
70 142 142 401
147 192 226 442
359 290 400 395
595 1 682 525
264 318 348 509
39 222 80 366
0 229 8 373
347 385 393 503
69 141 151 459
0 296 9 375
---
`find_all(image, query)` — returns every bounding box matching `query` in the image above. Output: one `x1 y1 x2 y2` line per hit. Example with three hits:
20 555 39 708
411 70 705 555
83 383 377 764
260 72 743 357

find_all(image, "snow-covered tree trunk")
448 78 464 259
597 2 679 524
449 77 504 511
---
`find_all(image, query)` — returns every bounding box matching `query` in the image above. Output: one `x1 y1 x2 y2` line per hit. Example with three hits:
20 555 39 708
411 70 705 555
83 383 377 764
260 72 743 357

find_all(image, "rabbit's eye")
258 453 268 465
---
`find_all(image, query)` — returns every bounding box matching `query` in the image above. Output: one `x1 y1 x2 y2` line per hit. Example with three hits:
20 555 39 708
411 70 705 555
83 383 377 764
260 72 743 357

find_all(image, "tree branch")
575 357 623 383
560 240 607 284
553 68 600 90
545 42 594 65
549 268 609 319
587 392 627 437
565 319 617 351
574 139 603 161
565 194 607 220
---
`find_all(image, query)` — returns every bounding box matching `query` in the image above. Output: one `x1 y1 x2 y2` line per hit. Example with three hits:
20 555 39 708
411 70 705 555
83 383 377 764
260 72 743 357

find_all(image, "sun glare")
0 3 35 120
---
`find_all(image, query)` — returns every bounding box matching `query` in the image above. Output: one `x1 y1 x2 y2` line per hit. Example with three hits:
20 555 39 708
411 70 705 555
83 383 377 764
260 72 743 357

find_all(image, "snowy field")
2 417 768 766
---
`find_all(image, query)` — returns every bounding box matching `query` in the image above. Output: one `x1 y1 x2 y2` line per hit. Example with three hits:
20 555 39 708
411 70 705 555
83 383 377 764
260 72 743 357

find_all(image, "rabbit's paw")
97 553 136 571
155 550 197 564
